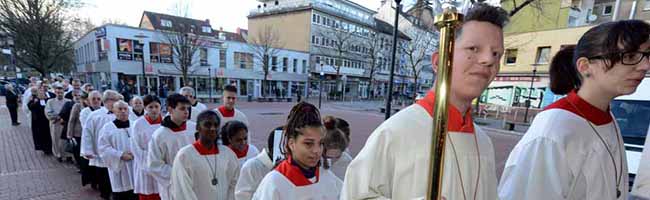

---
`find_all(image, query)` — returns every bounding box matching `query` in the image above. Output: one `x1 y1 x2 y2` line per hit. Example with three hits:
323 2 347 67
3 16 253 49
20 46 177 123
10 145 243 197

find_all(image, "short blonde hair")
102 90 124 103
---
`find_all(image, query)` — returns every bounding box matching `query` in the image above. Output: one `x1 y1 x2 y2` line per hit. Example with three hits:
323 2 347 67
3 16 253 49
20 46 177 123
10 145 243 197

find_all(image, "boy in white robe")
221 120 259 166
499 20 650 200
253 102 342 200
171 110 240 200
81 90 124 199
98 101 137 200
180 86 208 122
147 93 196 200
341 4 509 200
215 85 249 128
130 95 162 199
235 128 279 200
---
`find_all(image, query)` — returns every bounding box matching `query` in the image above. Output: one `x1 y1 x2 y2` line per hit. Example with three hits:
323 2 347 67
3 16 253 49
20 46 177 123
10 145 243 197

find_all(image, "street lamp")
385 0 402 120
319 63 324 109
524 65 538 123
135 33 149 96
208 67 212 102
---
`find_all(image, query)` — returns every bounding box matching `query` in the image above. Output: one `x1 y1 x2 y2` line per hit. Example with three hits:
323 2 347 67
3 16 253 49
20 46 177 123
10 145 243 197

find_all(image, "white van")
611 77 650 187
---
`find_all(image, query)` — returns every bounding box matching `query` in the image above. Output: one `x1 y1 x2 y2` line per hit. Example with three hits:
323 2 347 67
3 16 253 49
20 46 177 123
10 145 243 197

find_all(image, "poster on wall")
117 38 133 60
160 43 173 63
133 40 143 61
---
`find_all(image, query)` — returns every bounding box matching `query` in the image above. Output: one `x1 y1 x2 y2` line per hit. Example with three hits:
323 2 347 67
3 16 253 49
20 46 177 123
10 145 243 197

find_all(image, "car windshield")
611 100 650 145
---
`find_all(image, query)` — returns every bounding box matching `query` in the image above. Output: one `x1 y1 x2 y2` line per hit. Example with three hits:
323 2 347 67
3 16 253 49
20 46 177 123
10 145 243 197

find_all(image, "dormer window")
161 19 172 27
202 26 212 33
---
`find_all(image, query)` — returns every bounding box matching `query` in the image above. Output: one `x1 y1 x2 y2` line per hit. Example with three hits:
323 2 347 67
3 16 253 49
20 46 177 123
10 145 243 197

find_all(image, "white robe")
330 151 352 180
98 122 135 192
498 109 628 200
632 126 650 199
130 116 161 195
171 143 240 200
252 163 342 200
236 144 260 167
190 102 208 122
215 107 249 128
235 149 274 200
79 107 95 127
81 107 114 167
341 103 498 200
147 121 197 200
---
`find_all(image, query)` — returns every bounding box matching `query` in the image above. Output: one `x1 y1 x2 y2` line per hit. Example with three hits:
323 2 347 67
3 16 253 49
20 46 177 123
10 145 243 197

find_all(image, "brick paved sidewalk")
0 105 101 200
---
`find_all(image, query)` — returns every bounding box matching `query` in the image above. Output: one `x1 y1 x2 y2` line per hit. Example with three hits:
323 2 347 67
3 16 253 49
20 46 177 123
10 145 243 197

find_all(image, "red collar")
170 123 187 132
228 144 249 159
415 91 475 133
544 90 613 125
193 141 219 155
275 156 320 186
218 106 235 118
145 115 162 125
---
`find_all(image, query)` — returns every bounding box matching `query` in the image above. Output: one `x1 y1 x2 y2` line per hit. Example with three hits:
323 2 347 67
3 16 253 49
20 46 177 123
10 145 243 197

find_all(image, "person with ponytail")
252 102 342 200
171 110 240 200
320 128 349 179
221 120 260 166
499 20 650 200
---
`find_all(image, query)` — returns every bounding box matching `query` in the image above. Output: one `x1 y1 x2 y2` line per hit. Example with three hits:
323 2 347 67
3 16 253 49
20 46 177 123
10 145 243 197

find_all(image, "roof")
140 11 246 43
374 18 411 40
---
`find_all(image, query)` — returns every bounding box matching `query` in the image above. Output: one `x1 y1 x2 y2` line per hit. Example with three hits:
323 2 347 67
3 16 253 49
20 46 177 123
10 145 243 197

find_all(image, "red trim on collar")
170 123 187 132
275 156 320 186
415 91 475 133
193 141 219 155
218 106 235 118
145 115 162 125
544 90 613 126
228 144 249 159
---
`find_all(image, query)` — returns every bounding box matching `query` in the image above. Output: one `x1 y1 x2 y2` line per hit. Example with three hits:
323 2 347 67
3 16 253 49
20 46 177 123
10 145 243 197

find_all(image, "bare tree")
318 28 358 100
67 17 95 41
0 0 82 76
400 27 436 100
100 18 127 26
247 25 282 97
160 1 206 86
360 33 387 99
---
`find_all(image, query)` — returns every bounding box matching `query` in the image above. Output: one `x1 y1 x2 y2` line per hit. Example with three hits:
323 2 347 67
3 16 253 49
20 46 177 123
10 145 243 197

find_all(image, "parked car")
0 80 25 96
611 77 650 188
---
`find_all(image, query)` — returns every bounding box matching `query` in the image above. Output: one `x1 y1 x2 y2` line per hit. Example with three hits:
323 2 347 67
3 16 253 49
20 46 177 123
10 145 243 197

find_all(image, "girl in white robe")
252 102 342 200
98 101 137 199
130 95 162 199
499 20 650 200
221 120 259 166
171 110 240 200
321 129 349 181
235 127 281 200
147 94 196 200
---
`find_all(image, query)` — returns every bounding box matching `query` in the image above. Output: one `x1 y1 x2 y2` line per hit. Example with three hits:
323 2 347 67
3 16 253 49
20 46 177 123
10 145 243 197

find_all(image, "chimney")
220 27 223 31
236 27 241 34
205 19 210 23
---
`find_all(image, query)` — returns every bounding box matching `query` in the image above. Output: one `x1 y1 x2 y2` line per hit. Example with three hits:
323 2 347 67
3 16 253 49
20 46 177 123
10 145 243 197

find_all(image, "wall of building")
502 0 570 34
248 10 312 52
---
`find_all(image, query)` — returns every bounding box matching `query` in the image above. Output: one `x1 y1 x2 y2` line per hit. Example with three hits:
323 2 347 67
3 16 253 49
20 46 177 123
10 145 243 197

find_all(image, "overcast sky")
75 0 413 32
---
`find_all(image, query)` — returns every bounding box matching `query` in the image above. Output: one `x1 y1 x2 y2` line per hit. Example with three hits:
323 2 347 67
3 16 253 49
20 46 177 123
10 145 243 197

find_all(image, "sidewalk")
0 102 101 200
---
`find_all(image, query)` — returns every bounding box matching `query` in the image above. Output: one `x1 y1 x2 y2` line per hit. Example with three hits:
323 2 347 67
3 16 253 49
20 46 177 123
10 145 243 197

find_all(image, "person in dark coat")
27 86 54 155
4 84 20 126
59 90 79 164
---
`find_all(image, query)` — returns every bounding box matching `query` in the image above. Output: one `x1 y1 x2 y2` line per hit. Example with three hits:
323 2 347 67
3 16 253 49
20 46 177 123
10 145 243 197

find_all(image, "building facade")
73 12 309 100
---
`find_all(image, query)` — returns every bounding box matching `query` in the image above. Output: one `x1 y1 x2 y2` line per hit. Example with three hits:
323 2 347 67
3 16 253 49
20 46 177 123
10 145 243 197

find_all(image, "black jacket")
5 90 18 106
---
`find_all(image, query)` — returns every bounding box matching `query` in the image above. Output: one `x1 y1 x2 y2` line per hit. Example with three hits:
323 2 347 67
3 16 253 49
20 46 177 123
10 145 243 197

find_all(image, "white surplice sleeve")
171 152 198 200
80 114 97 158
341 127 393 200
98 125 123 172
251 175 282 200
227 153 241 200
498 137 572 200
235 160 263 200
632 128 650 199
131 122 148 173
147 133 172 187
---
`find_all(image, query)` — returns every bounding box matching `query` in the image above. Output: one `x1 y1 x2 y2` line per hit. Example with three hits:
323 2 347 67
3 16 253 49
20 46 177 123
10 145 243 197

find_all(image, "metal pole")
385 0 401 120
319 74 323 109
141 53 146 95
524 67 537 123
209 68 212 103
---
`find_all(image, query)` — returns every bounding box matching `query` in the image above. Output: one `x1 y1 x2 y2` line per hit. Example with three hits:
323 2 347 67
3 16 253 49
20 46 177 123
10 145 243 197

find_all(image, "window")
317 15 321 23
302 60 307 74
161 19 172 27
312 14 317 23
293 58 298 73
282 57 288 72
272 56 278 71
315 56 320 64
202 26 212 33
603 5 613 15
96 38 107 60
150 42 173 63
219 50 226 68
311 35 316 44
505 49 518 65
645 0 650 10
535 47 551 64
234 52 253 69
200 48 208 66
116 38 139 61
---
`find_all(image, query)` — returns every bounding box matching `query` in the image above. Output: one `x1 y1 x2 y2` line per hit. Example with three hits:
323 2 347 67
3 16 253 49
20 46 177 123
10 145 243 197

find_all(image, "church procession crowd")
10 2 650 200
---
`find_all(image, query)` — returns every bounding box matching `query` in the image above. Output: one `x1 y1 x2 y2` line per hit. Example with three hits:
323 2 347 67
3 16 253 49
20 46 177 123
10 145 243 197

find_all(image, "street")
0 99 522 200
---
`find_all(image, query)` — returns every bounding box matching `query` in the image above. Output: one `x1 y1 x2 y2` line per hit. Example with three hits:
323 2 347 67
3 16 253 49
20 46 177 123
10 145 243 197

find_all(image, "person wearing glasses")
180 86 208 122
215 85 249 129
499 20 650 200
